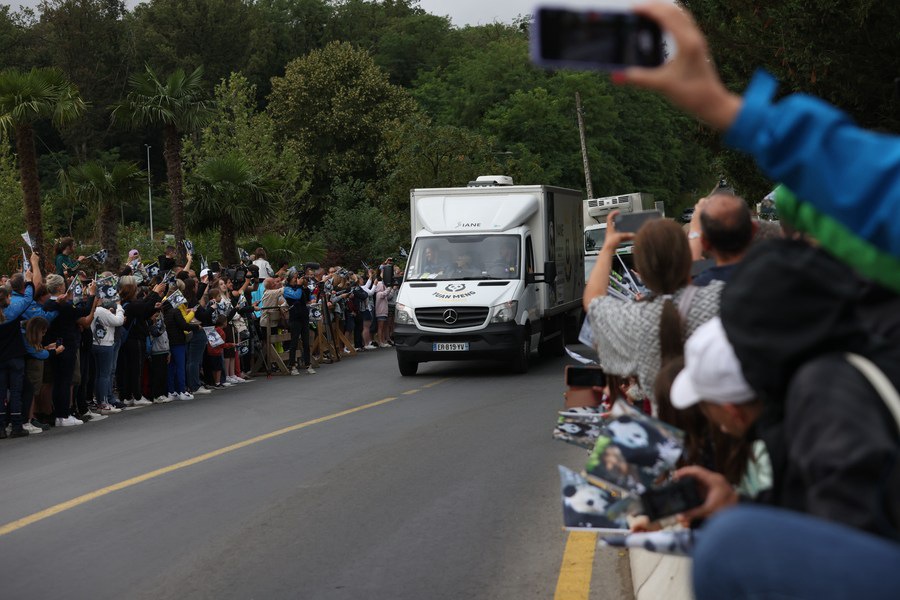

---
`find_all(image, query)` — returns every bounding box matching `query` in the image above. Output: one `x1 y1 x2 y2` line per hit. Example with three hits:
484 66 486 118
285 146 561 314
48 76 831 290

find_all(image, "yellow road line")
403 389 420 395
0 392 423 538
422 378 450 389
554 531 598 600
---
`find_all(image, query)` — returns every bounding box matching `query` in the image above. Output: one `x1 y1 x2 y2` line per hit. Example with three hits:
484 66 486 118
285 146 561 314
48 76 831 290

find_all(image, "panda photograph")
558 466 628 531
585 406 685 493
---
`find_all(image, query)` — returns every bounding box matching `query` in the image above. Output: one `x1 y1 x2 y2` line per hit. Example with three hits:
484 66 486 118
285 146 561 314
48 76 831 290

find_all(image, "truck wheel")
397 355 418 376
511 333 531 374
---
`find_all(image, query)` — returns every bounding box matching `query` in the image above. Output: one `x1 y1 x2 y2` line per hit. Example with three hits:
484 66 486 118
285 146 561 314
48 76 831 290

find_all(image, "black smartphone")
640 477 703 522
565 366 607 388
531 7 665 71
614 211 661 233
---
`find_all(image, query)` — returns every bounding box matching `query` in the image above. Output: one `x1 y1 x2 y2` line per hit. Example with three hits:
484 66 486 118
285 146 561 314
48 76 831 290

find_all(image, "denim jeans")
693 505 900 600
185 332 207 391
0 357 25 429
92 345 116 405
167 344 187 394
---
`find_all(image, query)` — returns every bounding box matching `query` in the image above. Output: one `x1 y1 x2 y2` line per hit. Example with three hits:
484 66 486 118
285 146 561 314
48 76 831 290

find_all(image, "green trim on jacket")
776 185 900 293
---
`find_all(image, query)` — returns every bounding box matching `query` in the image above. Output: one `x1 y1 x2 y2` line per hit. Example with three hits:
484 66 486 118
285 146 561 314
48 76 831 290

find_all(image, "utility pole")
145 144 154 240
575 92 594 199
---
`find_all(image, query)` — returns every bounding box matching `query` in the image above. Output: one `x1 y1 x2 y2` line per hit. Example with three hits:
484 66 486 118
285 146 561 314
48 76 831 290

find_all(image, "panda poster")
584 402 686 494
558 466 628 531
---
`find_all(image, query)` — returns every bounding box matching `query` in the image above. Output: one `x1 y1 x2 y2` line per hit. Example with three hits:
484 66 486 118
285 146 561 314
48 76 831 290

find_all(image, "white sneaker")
178 392 194 401
343 348 351 354
23 423 43 434
365 342 378 350
168 392 179 401
234 376 249 383
290 367 300 376
240 375 255 381
307 366 317 375
124 398 135 407
153 395 171 404
56 416 84 427
100 404 122 414
85 410 106 421
133 398 153 406
378 343 391 348
221 381 233 387
193 387 212 395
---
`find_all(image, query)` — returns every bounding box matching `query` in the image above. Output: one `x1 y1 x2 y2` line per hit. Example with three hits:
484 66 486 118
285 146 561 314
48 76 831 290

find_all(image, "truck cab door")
523 235 538 322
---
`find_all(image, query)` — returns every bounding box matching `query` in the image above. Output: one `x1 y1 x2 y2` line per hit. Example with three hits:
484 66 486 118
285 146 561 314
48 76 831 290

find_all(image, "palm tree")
0 67 86 264
188 154 276 264
111 66 211 260
65 160 145 271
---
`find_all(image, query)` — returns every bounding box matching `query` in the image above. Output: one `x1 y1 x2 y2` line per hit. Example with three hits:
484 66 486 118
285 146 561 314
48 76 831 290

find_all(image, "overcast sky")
5 0 644 26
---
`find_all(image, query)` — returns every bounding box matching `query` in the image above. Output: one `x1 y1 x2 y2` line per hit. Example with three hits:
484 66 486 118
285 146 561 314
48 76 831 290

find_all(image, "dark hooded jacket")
722 239 900 541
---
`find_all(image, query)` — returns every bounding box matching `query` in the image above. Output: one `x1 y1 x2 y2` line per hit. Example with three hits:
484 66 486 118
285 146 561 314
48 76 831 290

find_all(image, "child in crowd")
91 296 125 413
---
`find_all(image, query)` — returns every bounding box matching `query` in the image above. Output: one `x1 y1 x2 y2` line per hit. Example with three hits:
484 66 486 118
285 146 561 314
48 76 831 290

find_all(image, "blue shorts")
376 316 388 322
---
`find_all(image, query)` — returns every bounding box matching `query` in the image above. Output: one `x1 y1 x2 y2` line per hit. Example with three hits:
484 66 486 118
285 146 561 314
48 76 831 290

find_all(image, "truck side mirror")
543 261 557 284
527 261 557 286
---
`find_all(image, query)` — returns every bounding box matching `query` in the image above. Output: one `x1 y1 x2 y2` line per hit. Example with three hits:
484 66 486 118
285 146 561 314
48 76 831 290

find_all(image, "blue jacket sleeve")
4 285 34 321
23 301 58 323
725 70 900 258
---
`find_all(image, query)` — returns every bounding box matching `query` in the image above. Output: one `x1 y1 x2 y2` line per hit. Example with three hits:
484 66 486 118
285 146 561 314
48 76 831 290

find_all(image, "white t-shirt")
253 258 275 279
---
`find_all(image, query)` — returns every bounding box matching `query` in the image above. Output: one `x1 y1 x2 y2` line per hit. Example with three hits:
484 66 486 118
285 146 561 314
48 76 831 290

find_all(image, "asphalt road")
0 347 630 600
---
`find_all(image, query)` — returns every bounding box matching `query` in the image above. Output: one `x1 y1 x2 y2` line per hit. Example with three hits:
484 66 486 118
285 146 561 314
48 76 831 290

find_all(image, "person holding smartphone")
583 210 723 411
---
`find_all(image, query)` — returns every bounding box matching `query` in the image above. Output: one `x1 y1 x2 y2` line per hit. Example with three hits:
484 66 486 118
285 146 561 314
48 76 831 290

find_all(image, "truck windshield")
405 235 521 281
584 228 605 253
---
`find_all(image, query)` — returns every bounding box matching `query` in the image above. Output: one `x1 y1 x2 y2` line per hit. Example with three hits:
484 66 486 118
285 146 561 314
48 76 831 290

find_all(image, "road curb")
629 548 693 600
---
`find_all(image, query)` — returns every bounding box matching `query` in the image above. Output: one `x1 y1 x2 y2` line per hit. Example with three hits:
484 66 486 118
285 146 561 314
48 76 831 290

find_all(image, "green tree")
64 159 145 270
682 0 900 199
268 41 416 215
128 0 266 94
32 0 131 160
111 65 212 259
0 67 86 262
412 30 542 128
379 113 499 209
183 72 308 232
319 178 398 268
0 135 25 268
187 154 276 265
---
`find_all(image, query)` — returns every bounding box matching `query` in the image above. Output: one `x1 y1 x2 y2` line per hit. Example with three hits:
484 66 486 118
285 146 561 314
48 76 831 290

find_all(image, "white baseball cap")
671 317 756 409
199 268 209 278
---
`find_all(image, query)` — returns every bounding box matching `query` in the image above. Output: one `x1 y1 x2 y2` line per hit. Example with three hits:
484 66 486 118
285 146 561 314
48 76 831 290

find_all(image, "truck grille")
415 307 489 329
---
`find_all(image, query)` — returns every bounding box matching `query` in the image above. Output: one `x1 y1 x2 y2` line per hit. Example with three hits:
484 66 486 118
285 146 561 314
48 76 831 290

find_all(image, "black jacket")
44 297 94 347
723 240 900 541
163 303 199 346
122 292 161 342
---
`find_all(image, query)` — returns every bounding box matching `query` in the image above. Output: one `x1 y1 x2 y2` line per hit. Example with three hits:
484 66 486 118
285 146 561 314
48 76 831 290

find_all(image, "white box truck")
583 192 655 282
393 176 584 375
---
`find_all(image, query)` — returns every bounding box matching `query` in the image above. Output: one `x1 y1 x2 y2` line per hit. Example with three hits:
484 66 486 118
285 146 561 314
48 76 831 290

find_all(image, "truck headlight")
395 303 414 325
490 300 518 323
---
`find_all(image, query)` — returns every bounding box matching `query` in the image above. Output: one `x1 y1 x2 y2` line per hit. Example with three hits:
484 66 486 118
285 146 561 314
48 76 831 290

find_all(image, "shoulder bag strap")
846 352 900 434
675 285 699 321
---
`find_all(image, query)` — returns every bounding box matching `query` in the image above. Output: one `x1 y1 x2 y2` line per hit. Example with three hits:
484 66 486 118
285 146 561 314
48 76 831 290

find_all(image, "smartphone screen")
565 366 607 388
614 211 661 233
640 477 703 521
531 7 665 71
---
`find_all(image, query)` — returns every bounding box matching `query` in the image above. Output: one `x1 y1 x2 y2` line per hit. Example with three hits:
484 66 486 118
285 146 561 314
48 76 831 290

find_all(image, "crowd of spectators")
0 241 401 438
578 3 900 598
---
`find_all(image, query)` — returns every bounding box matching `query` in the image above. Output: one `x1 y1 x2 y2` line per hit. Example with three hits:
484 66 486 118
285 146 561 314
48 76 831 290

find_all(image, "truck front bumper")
393 322 524 362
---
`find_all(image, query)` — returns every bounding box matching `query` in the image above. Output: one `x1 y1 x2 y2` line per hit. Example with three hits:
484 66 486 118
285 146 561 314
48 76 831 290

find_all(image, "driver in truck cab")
449 252 479 278
486 243 517 278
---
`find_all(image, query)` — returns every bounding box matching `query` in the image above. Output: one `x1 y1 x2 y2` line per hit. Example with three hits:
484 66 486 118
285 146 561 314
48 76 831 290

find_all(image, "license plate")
433 342 469 351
